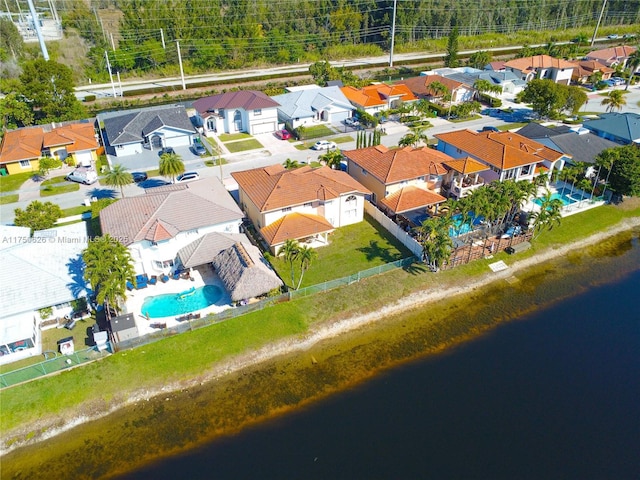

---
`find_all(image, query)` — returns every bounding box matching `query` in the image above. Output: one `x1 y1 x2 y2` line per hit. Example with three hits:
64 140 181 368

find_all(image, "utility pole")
160 28 165 49
26 0 48 60
110 32 116 51
389 0 397 67
591 0 607 47
104 50 117 98
176 40 186 90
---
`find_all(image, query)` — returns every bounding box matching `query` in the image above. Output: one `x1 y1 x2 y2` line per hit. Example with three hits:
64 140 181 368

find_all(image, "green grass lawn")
300 124 335 139
269 215 413 289
0 194 19 205
0 171 34 193
40 176 80 197
60 205 91 217
333 135 355 145
498 122 528 131
450 114 483 123
219 133 252 142
225 139 263 153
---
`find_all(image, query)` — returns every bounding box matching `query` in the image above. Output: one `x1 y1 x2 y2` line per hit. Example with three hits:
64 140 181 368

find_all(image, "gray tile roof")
0 222 90 317
273 86 353 120
177 232 251 269
517 123 572 138
100 178 244 246
193 90 280 113
99 105 196 146
582 113 640 144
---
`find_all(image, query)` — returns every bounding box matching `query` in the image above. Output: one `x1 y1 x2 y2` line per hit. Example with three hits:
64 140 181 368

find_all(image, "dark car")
191 143 207 155
159 147 175 156
481 126 500 133
131 172 148 183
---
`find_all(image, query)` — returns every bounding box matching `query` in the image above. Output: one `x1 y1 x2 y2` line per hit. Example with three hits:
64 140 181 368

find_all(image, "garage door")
251 122 276 135
76 151 93 167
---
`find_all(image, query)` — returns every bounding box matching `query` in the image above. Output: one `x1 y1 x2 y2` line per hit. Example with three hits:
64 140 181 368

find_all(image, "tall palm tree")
159 152 185 182
296 245 317 290
102 164 133 198
419 216 453 271
398 126 429 148
280 239 300 289
530 190 563 240
428 81 449 100
82 234 135 316
625 50 640 91
283 158 300 170
600 90 626 112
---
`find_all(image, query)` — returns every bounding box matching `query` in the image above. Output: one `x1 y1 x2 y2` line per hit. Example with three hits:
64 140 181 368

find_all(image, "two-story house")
232 164 370 254
585 46 638 70
193 90 281 135
273 85 354 129
340 83 417 116
400 74 475 104
435 130 569 184
342 145 448 216
504 55 575 85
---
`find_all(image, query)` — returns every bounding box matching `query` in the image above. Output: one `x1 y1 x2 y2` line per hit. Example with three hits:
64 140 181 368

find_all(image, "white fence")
364 202 423 258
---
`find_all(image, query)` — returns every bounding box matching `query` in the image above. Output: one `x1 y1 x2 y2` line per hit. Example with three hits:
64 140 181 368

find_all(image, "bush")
479 93 502 107
428 103 449 117
83 94 96 102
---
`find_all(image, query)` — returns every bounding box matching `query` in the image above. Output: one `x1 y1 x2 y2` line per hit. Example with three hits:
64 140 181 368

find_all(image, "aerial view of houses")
1 2 640 478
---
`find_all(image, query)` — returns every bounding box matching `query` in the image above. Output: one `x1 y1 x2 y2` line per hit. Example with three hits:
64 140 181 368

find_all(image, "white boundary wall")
364 202 423 259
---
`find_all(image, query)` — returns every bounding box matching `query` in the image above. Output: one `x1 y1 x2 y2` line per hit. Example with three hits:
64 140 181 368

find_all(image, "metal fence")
0 344 113 389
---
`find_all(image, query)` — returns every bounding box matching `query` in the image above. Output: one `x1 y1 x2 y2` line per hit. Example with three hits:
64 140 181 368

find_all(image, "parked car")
65 167 98 185
611 77 625 86
191 143 207 155
274 129 291 140
480 125 500 133
131 172 148 183
344 118 360 127
175 171 200 183
607 34 619 39
159 147 176 156
311 140 337 150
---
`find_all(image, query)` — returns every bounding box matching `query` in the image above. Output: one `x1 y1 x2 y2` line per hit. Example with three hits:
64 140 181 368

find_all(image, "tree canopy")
596 145 640 197
13 201 63 235
518 79 587 118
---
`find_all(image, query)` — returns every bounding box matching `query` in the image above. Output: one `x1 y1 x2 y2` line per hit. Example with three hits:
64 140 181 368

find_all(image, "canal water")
118 231 640 480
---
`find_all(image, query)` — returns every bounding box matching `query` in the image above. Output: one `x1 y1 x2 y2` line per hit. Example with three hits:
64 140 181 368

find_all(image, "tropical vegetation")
159 152 185 182
596 145 640 197
13 200 63 234
102 164 133 198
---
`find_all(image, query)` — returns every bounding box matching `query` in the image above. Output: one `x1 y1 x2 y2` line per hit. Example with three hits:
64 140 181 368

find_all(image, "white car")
175 171 200 183
312 140 337 150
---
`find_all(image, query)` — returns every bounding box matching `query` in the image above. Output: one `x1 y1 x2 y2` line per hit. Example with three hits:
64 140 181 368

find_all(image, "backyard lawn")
225 139 263 153
41 176 80 197
269 214 414 289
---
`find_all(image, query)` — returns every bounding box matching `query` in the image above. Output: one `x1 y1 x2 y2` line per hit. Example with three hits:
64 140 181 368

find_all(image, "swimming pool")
141 285 224 318
449 213 484 237
534 187 588 207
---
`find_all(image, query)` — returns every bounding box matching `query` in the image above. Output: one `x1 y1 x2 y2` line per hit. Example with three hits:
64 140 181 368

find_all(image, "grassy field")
269 215 412 289
218 133 252 142
0 194 19 205
224 139 264 153
0 171 33 194
40 176 80 197
1 202 638 435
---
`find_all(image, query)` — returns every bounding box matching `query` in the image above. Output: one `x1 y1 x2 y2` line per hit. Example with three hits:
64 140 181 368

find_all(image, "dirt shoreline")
2 217 639 456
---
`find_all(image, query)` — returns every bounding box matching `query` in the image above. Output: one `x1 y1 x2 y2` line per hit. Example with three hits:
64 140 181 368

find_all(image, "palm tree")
625 49 640 90
102 164 133 198
82 235 135 317
530 190 563 240
419 216 453 271
283 158 300 170
428 81 449 100
398 126 429 148
319 149 343 169
280 239 300 289
600 90 626 112
159 152 185 182
295 245 317 290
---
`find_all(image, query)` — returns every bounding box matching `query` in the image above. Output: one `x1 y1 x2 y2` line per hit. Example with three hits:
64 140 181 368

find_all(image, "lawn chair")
126 281 134 291
149 275 158 285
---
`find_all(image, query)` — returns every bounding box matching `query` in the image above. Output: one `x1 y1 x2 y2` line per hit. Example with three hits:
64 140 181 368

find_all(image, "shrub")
83 94 96 102
479 93 502 107
39 307 53 319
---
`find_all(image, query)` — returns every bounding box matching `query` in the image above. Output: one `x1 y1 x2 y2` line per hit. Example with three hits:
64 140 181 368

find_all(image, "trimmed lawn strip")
40 176 79 197
0 171 34 193
225 139 263 153
219 133 252 142
333 135 355 145
1 204 638 435
499 122 528 131
60 205 91 217
0 194 19 205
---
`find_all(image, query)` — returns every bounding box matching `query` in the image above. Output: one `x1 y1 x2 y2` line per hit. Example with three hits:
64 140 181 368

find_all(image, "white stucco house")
503 55 575 85
98 105 197 158
232 164 371 254
193 90 281 135
99 179 244 278
0 223 90 365
272 85 354 129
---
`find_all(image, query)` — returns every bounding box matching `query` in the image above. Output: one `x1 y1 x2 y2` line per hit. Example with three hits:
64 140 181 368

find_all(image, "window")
418 176 425 182
521 165 531 175
19 160 31 168
504 169 516 180
283 207 292 212
456 148 463 154
303 202 312 208
254 109 262 116
361 168 367 175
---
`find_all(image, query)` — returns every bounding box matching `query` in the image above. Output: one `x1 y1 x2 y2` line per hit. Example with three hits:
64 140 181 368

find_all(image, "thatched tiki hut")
212 242 283 302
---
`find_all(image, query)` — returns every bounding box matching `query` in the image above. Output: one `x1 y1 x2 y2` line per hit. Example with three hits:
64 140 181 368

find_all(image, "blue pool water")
141 285 223 318
534 187 588 207
449 213 483 237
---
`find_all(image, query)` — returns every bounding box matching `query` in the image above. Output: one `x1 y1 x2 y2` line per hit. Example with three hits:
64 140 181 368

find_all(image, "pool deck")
526 183 606 218
123 265 232 337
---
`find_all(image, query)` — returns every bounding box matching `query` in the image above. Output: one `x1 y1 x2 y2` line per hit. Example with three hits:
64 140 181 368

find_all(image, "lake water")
120 234 640 479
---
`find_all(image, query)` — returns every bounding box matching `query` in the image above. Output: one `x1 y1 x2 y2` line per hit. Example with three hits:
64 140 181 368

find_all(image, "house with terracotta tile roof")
570 60 615 84
340 83 417 116
435 129 569 184
98 105 196 158
399 74 475 104
232 164 370 254
342 145 450 216
272 85 354 129
100 178 244 277
585 45 638 69
193 90 281 135
0 121 99 175
504 55 575 85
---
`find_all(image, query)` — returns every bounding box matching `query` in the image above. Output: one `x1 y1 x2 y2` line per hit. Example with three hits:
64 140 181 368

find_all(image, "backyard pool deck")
526 183 606 218
123 265 232 337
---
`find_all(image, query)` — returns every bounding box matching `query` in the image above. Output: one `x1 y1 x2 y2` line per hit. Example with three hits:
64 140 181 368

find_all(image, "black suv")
159 147 176 156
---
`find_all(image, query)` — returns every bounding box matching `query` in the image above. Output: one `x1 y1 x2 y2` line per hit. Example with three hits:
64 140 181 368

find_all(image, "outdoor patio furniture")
160 274 169 283
172 271 181 280
149 275 157 285
126 281 134 291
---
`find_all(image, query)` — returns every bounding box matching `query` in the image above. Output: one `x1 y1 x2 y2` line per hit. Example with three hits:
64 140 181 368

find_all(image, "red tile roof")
586 46 637 64
260 212 334 246
435 130 567 170
42 123 98 153
343 145 450 184
504 55 576 73
340 83 417 108
193 90 280 113
379 186 446 214
0 127 44 164
231 164 370 212
570 60 615 78
399 75 466 97
442 156 489 174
